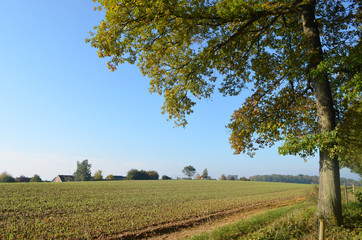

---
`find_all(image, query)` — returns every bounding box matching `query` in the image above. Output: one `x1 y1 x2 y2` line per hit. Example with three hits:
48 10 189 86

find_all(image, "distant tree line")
340 178 361 187
250 174 318 184
0 172 43 183
249 174 361 186
126 169 159 180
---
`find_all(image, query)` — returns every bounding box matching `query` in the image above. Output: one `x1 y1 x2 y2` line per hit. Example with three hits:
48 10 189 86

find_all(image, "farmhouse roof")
52 175 74 182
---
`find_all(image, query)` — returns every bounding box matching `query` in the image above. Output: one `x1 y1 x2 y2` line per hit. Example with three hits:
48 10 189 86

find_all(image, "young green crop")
0 180 311 239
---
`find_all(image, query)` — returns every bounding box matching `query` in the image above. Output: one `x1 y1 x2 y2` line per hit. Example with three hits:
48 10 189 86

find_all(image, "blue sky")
0 0 359 181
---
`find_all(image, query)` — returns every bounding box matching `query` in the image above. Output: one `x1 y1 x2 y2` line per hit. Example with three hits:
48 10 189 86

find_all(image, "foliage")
220 174 226 180
245 207 317 240
94 170 103 180
333 41 362 175
147 170 159 180
73 159 92 181
202 168 208 179
29 174 42 182
340 178 362 187
0 172 9 182
338 100 362 177
182 165 196 178
190 202 314 240
355 191 362 204
106 174 114 180
15 175 30 182
162 175 172 180
1 175 15 183
191 202 361 240
194 173 202 180
87 0 360 159
239 177 249 181
251 174 319 184
127 169 147 180
250 174 361 186
88 0 360 224
126 169 159 180
0 181 310 239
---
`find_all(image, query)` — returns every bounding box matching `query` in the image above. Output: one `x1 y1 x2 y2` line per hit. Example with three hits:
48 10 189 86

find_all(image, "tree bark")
300 0 343 225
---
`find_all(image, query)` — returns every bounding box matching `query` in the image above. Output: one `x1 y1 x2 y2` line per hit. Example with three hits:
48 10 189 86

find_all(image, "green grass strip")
243 205 316 239
188 202 312 240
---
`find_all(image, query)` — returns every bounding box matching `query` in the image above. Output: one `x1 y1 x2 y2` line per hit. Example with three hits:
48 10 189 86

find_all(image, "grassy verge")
189 201 361 240
324 202 362 240
189 202 314 240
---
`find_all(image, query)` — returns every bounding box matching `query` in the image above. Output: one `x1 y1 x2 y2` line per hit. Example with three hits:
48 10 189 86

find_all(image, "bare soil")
106 197 305 240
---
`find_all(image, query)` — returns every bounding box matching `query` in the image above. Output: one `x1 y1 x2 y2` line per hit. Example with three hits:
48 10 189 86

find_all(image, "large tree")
88 0 360 225
73 159 92 181
182 165 196 178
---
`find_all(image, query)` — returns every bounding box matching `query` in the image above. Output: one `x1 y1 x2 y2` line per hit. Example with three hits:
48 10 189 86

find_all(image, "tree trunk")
300 0 343 225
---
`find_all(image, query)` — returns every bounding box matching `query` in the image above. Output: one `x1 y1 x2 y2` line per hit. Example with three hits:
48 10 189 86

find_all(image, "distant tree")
138 170 150 179
182 165 196 178
105 174 114 180
1 176 15 183
202 168 208 180
15 175 30 182
229 176 235 181
0 172 8 182
126 169 140 180
94 170 103 180
220 174 226 180
126 169 155 180
73 159 92 181
147 170 159 180
240 177 249 181
194 173 201 180
162 175 172 180
30 174 42 182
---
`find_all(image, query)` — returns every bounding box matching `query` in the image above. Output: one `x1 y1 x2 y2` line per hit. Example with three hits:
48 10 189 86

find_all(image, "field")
0 180 311 239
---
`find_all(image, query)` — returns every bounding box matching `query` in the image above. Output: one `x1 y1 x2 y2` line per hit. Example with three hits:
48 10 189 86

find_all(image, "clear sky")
0 0 359 181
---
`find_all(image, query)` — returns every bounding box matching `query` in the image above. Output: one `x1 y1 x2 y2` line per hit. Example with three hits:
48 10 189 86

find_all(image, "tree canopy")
202 168 208 179
1 175 15 183
88 0 360 225
182 165 196 178
147 170 160 180
88 0 359 160
162 175 172 180
73 160 92 181
15 175 30 183
106 174 114 180
126 169 159 180
30 174 43 182
94 170 104 180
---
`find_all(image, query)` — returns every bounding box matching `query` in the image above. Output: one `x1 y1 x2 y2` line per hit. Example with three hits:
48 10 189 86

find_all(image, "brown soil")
106 197 305 240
